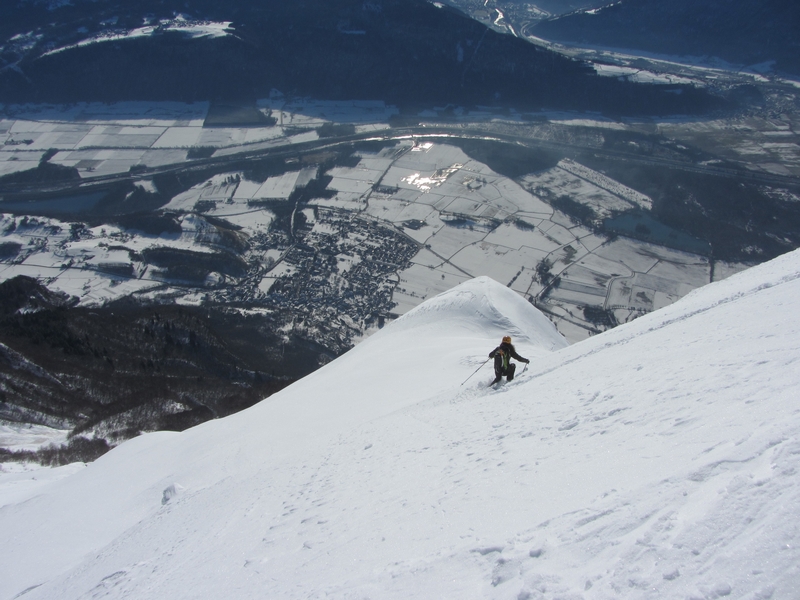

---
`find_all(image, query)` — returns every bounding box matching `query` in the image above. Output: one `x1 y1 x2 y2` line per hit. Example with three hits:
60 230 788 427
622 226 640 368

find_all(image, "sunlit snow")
43 18 233 57
593 63 699 86
1 248 799 599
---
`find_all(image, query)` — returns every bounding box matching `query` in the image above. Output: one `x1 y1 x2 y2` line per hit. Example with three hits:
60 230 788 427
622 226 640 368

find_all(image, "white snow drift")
2 251 800 599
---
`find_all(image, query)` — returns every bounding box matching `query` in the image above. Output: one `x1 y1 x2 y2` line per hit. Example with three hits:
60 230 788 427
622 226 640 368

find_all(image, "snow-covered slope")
2 256 800 599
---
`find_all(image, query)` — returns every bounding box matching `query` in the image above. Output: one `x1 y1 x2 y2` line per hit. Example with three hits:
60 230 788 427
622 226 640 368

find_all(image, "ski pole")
461 358 490 386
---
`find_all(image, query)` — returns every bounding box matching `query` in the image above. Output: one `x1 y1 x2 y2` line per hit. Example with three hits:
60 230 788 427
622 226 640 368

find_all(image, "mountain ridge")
1 250 799 598
0 0 725 115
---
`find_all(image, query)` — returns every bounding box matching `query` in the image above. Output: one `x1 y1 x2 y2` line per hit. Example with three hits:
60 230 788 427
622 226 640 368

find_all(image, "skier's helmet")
502 335 512 344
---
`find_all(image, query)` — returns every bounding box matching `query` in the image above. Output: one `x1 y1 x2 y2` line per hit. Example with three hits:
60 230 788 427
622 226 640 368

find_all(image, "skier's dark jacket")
489 342 528 376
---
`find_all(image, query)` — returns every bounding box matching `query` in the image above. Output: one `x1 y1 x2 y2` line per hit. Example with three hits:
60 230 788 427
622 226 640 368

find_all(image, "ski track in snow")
1 259 800 599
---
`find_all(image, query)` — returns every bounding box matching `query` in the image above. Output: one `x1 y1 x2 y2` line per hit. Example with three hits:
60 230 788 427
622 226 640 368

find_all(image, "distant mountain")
0 0 724 115
533 0 800 75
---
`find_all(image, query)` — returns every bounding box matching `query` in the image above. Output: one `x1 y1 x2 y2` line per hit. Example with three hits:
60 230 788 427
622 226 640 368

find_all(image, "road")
2 121 798 202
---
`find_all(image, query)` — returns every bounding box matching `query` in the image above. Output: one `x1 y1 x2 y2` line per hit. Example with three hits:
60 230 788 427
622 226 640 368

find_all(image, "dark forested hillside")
1 0 723 115
0 276 329 458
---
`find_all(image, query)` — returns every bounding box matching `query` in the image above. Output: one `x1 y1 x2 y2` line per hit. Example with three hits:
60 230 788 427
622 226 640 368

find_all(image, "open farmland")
2 84 800 343
0 98 397 180
345 142 738 340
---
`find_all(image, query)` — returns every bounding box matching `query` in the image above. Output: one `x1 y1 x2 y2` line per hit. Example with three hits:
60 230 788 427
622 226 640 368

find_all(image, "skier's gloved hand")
524 359 530 363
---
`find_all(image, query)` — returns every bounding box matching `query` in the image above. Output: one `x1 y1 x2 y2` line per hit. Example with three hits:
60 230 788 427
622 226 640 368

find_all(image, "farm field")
1 96 793 342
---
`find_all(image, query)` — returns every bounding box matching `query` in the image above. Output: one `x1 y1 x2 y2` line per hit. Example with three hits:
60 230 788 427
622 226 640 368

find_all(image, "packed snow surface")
2 253 800 598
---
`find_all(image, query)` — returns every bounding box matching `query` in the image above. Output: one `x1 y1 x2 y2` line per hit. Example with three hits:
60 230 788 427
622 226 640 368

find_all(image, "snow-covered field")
1 248 799 599
0 97 778 340
0 138 747 340
368 143 732 338
592 63 698 86
0 98 398 178
42 17 234 57
0 422 69 452
0 212 232 305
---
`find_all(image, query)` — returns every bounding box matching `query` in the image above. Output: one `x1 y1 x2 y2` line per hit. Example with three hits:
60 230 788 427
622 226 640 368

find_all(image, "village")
1 97 780 345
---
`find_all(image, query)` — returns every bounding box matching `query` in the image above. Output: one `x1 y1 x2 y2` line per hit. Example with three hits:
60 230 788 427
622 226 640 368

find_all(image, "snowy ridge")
390 275 567 352
2 253 800 599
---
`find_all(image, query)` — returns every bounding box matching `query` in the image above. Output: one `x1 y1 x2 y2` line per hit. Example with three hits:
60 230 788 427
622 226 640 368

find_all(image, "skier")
489 335 529 385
